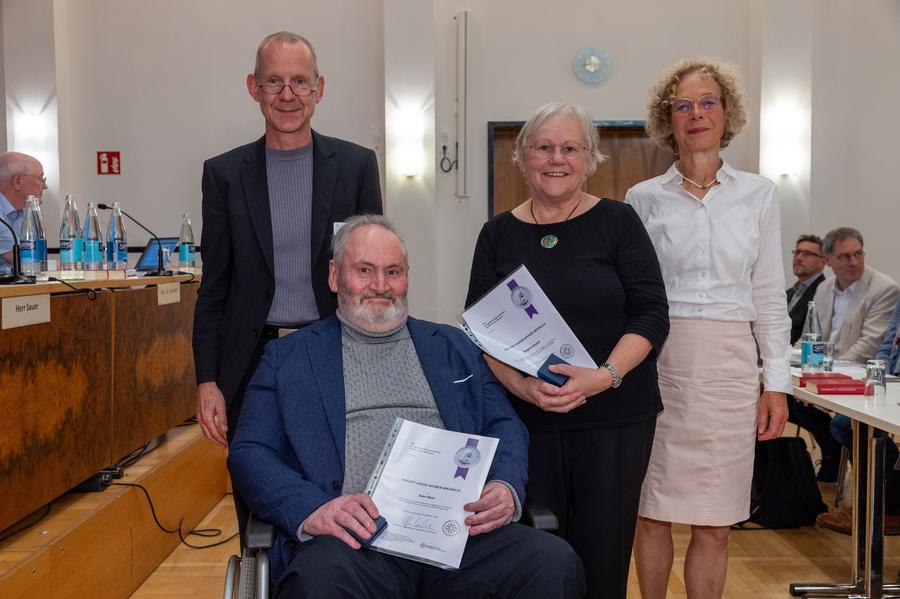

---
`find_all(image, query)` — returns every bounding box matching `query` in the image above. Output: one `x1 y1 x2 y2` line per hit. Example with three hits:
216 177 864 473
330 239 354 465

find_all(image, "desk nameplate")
157 282 180 306
1 293 51 329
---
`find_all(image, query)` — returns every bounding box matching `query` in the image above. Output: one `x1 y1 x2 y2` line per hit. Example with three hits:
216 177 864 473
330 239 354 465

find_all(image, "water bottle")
800 301 825 373
105 201 128 271
59 195 85 280
178 213 196 269
19 197 40 277
32 198 48 276
83 202 103 271
865 359 887 404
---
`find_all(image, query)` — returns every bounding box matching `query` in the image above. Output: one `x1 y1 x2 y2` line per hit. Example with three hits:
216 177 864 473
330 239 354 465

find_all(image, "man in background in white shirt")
813 227 898 363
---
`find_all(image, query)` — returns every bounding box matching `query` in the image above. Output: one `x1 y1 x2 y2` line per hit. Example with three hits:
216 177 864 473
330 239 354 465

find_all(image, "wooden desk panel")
112 284 197 456
0 292 114 532
0 278 199 533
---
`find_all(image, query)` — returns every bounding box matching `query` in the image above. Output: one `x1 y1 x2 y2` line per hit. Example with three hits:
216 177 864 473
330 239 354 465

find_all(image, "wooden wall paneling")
0 291 115 532
111 283 198 458
487 122 674 217
0 551 50 599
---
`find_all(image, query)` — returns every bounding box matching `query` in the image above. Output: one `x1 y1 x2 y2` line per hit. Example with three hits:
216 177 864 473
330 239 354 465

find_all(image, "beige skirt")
639 318 760 526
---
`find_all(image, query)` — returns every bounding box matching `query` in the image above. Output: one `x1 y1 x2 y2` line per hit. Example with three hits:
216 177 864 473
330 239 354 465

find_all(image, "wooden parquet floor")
132 433 900 598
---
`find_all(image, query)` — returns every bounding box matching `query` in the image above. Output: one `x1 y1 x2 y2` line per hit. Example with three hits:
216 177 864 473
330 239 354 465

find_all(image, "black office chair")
223 504 558 599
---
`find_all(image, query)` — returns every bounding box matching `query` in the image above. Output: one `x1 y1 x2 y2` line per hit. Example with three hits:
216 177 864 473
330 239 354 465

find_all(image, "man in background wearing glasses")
784 234 833 481
0 151 47 275
786 234 827 345
192 31 382 538
812 227 898 364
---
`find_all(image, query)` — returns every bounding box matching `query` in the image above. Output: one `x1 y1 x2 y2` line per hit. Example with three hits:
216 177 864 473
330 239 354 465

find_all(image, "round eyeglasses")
526 142 587 160
669 95 721 114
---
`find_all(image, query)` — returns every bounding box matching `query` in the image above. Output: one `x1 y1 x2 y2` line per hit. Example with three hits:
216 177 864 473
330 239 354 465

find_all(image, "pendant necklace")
530 195 582 249
678 169 719 190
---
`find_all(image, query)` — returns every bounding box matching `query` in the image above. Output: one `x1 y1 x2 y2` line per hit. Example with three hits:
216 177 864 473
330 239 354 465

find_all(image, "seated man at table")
818 299 900 534
227 215 584 597
788 227 898 482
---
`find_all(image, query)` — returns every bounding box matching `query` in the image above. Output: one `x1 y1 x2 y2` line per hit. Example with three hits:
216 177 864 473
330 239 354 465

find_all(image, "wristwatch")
600 362 622 388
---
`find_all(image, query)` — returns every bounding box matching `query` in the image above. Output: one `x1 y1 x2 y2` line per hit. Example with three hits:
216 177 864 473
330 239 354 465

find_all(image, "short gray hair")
0 151 36 183
823 227 864 255
254 31 319 79
331 214 407 268
513 102 606 175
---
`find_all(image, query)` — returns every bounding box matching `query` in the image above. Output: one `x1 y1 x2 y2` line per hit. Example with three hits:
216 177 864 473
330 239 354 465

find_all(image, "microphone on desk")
96 203 172 277
0 216 36 285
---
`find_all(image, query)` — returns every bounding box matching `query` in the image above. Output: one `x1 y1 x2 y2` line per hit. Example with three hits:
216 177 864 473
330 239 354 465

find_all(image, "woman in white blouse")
625 59 791 598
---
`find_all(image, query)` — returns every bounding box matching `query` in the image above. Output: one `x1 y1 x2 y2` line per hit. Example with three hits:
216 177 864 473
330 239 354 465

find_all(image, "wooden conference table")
790 369 900 599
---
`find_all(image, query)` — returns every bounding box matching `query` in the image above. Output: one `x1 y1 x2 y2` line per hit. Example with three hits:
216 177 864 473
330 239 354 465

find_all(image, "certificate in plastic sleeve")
459 264 597 378
364 418 498 570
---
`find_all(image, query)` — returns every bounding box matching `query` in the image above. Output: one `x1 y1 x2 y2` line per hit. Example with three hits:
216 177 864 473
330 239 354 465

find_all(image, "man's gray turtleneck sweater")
338 310 445 495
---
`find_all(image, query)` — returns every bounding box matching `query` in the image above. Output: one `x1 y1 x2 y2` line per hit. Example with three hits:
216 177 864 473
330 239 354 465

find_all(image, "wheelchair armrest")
521 504 558 532
245 513 276 550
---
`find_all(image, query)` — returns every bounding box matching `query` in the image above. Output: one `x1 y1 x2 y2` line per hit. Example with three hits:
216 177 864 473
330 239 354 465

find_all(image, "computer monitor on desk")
134 237 179 272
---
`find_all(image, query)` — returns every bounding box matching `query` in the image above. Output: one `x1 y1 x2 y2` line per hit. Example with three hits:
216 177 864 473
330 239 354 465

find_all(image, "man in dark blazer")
193 31 382 449
786 234 826 344
228 216 583 596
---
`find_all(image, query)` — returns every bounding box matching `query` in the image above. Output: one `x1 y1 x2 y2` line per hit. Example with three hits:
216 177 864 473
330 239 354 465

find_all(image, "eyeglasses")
831 250 865 263
257 77 318 96
526 142 587 160
792 249 823 258
669 94 721 114
21 172 47 184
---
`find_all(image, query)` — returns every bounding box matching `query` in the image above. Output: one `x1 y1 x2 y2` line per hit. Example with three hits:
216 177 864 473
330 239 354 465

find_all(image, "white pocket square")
453 374 474 384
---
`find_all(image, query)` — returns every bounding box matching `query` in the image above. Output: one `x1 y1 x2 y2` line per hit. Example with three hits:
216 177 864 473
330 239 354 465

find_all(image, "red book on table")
806 380 866 394
796 372 852 387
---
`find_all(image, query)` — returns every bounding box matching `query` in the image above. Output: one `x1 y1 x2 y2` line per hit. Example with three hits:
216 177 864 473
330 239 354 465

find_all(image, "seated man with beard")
228 214 584 598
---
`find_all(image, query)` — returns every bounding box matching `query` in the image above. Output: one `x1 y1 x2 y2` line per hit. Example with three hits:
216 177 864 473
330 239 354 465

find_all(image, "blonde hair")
644 59 748 156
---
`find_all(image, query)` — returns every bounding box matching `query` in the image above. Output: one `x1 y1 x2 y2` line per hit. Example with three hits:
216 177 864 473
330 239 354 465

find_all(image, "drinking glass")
865 359 887 404
823 342 834 372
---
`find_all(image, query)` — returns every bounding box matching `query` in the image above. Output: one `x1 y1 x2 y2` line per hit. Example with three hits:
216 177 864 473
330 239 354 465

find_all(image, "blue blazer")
228 315 529 583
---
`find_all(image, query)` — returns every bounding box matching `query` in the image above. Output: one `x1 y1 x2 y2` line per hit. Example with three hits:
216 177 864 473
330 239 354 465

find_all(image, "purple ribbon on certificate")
506 279 538 319
454 438 480 479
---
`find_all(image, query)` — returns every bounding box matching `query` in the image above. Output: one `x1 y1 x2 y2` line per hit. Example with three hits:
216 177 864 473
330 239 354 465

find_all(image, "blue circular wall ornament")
574 47 610 84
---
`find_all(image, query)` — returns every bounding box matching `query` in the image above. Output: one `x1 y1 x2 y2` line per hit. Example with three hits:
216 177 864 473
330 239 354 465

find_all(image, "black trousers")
526 418 656 599
276 524 585 598
787 395 842 466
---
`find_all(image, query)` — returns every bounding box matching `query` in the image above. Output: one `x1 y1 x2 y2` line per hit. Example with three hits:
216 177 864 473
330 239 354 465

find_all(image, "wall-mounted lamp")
761 100 806 178
393 107 425 178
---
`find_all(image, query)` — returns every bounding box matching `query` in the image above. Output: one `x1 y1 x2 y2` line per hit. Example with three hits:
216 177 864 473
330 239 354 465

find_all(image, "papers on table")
459 264 597 379
365 419 498 570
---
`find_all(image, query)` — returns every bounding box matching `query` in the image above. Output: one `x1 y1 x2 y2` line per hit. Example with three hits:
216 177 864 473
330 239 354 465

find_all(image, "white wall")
53 0 384 245
808 0 900 283
3 0 59 217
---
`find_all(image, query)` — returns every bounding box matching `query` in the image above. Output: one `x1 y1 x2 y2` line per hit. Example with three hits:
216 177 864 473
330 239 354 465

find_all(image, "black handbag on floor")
746 437 828 528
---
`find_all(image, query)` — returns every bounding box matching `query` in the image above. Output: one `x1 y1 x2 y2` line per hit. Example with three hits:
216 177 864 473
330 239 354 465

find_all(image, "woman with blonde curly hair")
625 59 791 598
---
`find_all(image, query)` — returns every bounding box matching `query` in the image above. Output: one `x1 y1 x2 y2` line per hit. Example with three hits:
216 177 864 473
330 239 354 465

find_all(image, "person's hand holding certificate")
364 419 499 570
460 264 597 385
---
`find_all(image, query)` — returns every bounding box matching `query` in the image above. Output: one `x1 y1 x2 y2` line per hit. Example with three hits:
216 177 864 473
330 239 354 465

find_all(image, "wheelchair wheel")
223 554 240 599
236 548 257 599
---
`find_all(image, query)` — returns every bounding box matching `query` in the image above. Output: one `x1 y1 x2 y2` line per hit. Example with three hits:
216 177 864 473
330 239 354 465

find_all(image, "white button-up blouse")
625 161 791 393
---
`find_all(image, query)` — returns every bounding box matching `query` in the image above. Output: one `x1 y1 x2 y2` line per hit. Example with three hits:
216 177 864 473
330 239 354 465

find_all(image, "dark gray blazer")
192 131 382 417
